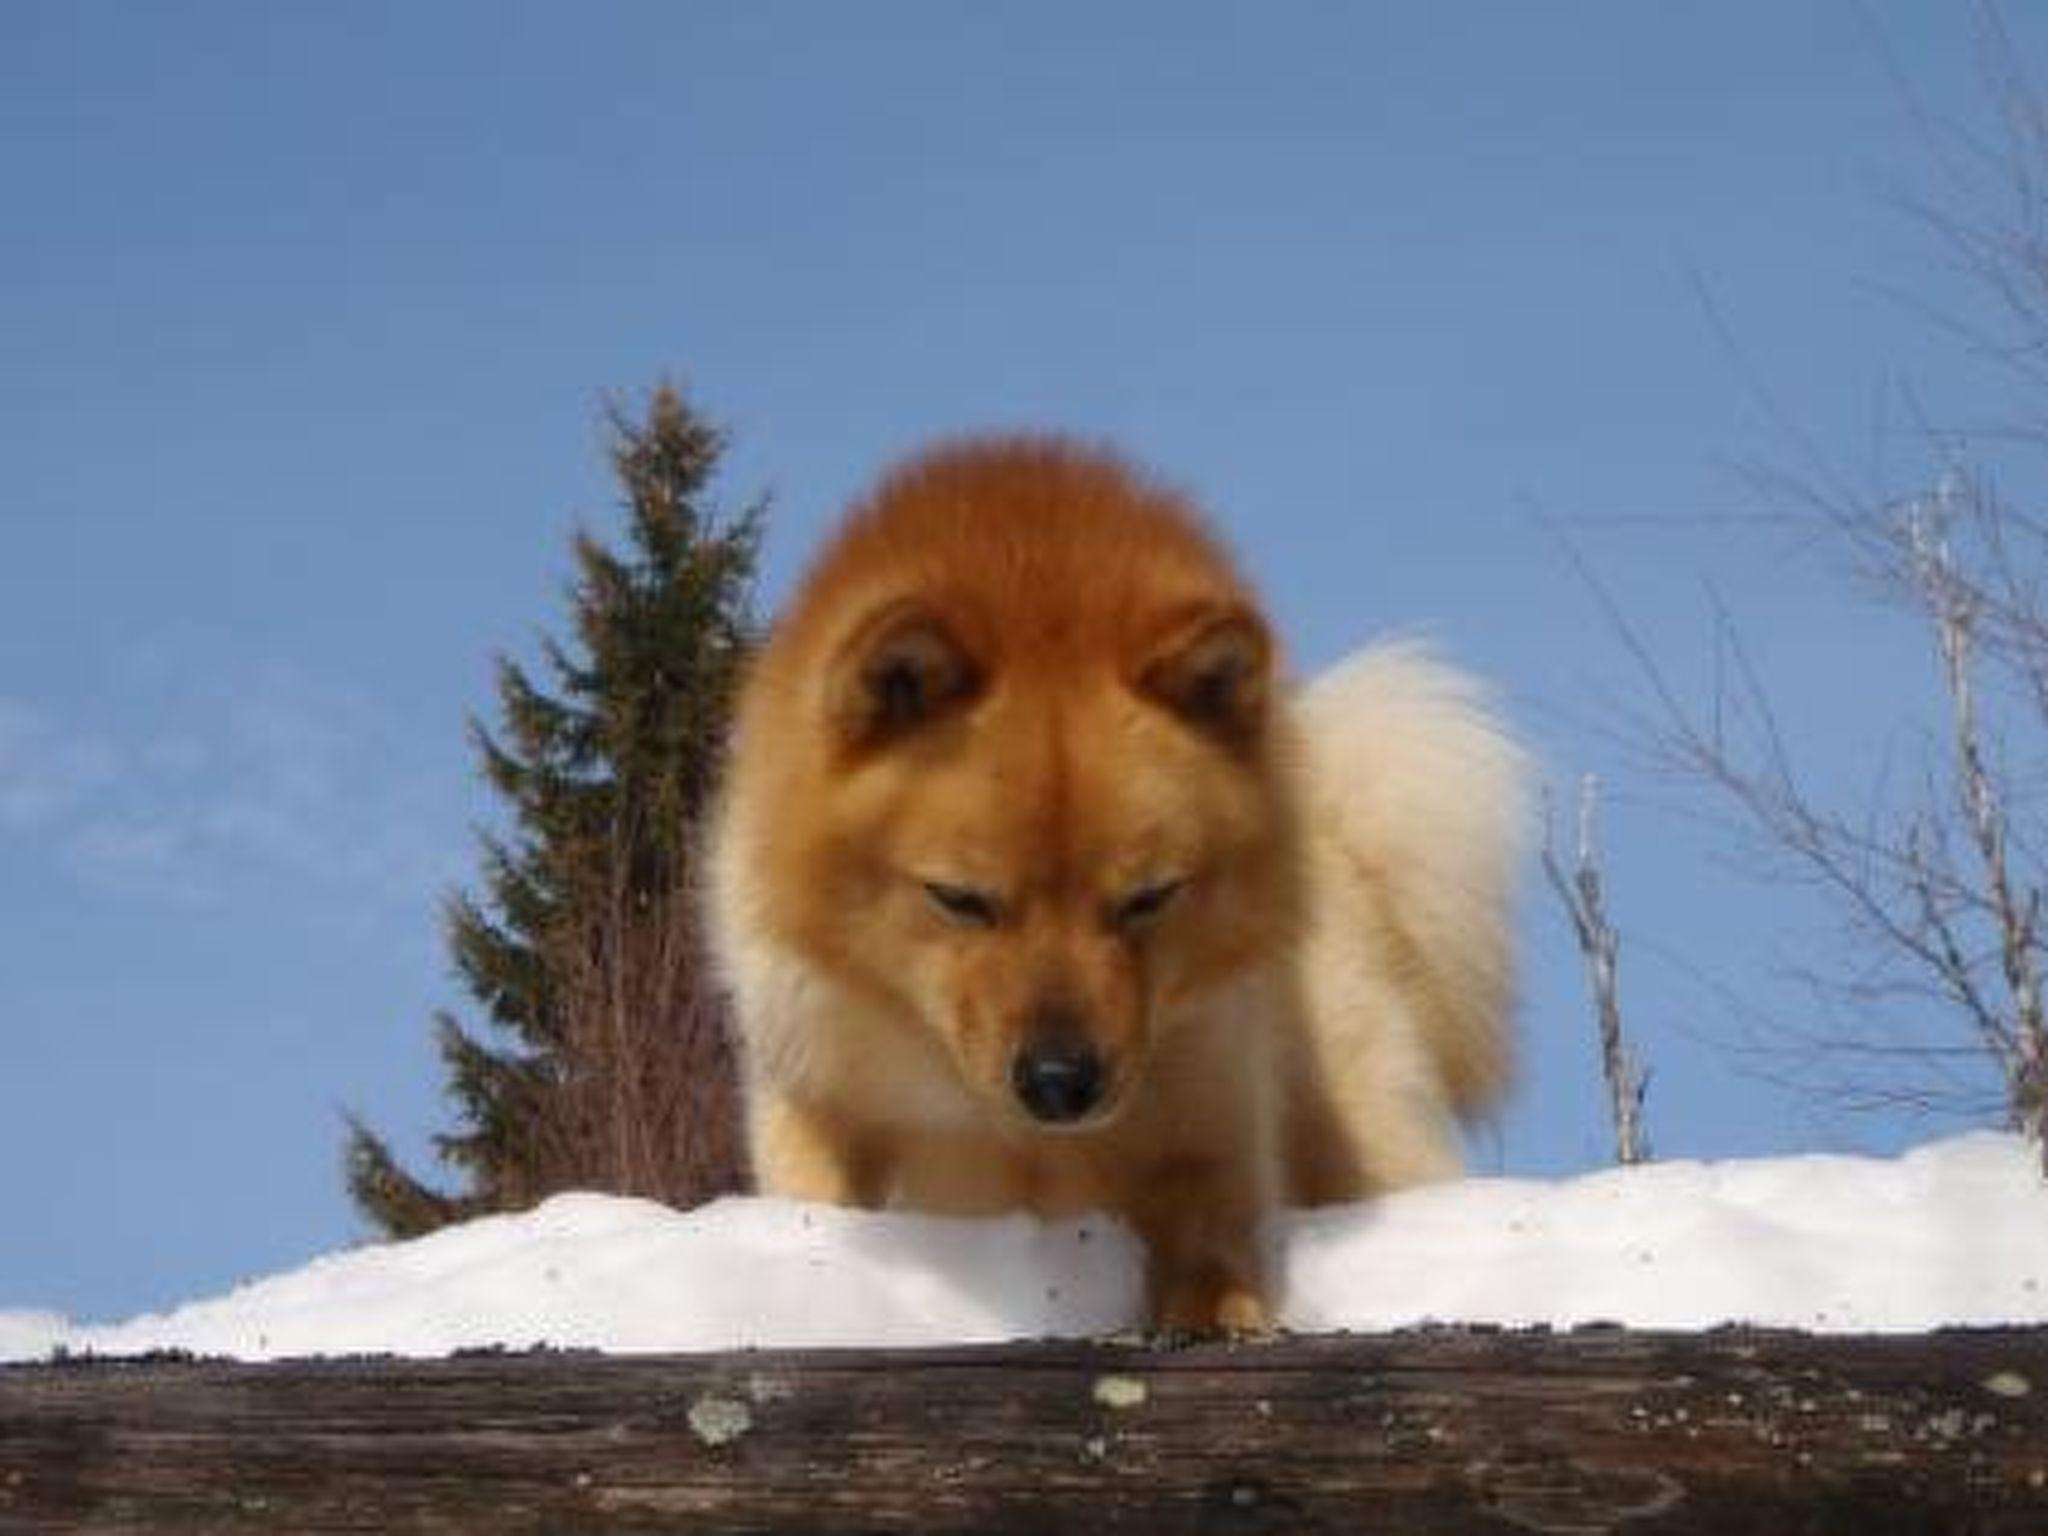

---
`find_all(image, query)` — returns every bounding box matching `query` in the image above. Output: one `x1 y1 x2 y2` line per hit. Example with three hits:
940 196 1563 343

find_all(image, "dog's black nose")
1011 1040 1106 1123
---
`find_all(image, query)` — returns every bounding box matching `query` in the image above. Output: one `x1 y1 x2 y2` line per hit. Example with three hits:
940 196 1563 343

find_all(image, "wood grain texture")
3 1329 2046 1534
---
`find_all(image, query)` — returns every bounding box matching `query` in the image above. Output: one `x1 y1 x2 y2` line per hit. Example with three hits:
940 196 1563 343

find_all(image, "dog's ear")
1138 605 1272 751
828 603 982 749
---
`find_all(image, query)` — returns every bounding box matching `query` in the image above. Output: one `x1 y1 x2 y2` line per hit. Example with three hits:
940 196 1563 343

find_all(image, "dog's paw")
1212 1285 1273 1337
1154 1275 1272 1338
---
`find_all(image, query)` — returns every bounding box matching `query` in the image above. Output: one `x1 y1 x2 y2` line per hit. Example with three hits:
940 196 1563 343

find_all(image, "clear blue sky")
5 3 2040 1321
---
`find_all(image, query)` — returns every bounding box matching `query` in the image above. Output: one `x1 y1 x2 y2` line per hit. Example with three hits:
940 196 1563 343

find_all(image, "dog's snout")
1011 1037 1106 1124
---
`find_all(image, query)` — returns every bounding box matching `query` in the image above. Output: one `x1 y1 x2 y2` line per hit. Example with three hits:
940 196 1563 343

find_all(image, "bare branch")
1541 775 1650 1165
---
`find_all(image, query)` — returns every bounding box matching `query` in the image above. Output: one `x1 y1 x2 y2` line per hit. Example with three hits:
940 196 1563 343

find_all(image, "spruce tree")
347 383 760 1238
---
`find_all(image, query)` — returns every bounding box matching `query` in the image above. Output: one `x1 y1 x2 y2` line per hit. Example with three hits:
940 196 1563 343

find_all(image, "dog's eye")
923 880 1002 928
1113 877 1186 931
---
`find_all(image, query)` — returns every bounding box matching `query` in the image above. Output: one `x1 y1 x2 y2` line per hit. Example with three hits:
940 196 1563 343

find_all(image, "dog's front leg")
749 1090 889 1207
1124 1155 1272 1335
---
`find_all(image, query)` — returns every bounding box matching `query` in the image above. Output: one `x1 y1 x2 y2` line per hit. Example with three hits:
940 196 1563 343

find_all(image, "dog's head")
762 441 1297 1133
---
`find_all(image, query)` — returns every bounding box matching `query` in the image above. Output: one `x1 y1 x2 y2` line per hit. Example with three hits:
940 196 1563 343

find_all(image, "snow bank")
0 1197 1143 1363
1285 1130 2045 1334
4 1134 2042 1363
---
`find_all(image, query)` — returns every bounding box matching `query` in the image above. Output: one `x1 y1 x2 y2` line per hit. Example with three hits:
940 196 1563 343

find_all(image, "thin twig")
1541 775 1651 1164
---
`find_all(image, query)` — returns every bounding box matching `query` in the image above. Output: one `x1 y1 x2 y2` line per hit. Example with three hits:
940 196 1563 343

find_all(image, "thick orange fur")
706 437 1526 1332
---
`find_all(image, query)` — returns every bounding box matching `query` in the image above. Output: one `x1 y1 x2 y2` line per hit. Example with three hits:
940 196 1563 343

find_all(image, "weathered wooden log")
3 1328 2045 1533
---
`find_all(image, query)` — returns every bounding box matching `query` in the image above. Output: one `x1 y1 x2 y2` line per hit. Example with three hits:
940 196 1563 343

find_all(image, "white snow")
4 1133 2043 1363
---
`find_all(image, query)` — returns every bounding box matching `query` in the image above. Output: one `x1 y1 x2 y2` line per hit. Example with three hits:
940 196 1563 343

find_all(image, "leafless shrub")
1580 482 2042 1156
1577 11 2048 1175
540 804 744 1206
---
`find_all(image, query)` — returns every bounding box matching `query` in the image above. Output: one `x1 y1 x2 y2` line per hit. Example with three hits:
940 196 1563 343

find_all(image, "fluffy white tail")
1291 642 1529 1121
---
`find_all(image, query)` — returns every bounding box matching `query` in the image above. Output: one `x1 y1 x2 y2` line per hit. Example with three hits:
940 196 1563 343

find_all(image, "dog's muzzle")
1010 1040 1106 1124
